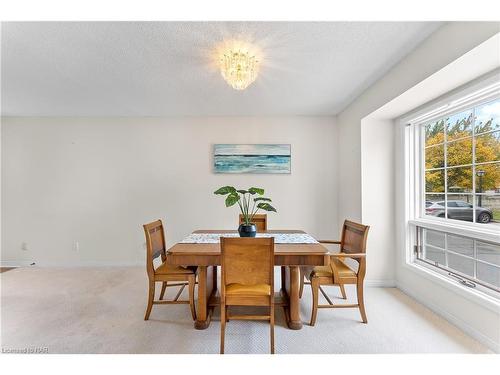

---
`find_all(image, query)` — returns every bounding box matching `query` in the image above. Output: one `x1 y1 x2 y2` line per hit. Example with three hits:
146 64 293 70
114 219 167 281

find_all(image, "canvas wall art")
213 144 291 174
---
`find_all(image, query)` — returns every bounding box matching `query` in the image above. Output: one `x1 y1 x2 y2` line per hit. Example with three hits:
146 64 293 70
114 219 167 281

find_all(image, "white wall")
1 116 337 266
337 22 500 351
360 119 395 285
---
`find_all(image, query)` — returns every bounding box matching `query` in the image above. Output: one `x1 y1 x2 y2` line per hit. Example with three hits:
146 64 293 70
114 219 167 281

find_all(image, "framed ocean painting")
213 144 291 174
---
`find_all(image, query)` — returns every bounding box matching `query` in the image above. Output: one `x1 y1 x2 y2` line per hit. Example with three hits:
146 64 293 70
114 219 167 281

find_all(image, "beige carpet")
0 267 491 354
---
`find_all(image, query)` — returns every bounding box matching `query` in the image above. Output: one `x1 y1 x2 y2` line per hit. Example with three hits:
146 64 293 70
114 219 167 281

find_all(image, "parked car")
425 200 493 223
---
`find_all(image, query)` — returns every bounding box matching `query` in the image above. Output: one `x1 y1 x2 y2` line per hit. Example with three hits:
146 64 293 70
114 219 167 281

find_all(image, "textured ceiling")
1 21 442 116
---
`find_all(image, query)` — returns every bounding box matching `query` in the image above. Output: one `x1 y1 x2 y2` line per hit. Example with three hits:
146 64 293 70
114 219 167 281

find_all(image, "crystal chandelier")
220 48 259 90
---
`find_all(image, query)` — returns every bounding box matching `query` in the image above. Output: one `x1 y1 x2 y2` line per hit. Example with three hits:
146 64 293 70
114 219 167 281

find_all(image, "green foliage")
257 202 277 212
248 187 264 195
225 193 240 207
425 121 499 193
253 197 272 202
447 113 473 140
425 119 445 145
214 186 236 195
213 186 277 225
476 118 499 135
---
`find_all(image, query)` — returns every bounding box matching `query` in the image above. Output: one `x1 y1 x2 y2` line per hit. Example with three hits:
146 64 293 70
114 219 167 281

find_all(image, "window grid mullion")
446 248 476 262
444 232 449 268
475 128 500 137
425 160 499 173
472 105 477 223
420 227 425 260
444 116 448 220
473 238 478 279
420 124 426 218
476 257 500 269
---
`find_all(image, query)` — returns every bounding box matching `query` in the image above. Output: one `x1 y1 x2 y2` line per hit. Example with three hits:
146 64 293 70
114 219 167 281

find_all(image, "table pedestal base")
280 265 303 330
193 265 304 330
194 265 217 330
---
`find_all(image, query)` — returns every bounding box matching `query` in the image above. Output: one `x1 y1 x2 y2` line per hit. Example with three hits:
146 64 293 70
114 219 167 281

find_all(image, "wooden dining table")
166 229 329 330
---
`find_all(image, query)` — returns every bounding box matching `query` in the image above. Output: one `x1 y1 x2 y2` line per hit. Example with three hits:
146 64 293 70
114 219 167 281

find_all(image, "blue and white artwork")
214 144 291 174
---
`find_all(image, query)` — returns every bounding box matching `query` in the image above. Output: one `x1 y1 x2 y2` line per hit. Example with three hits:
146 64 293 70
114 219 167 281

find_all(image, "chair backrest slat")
151 249 163 260
341 220 370 255
239 214 267 232
143 220 167 275
221 237 274 287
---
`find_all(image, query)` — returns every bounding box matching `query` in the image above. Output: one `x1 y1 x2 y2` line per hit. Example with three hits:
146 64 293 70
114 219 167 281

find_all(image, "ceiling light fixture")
219 45 259 90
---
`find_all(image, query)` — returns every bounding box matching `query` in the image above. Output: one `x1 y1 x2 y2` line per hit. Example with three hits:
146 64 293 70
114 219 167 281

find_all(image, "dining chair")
304 220 370 326
220 237 275 354
143 219 197 321
239 214 267 231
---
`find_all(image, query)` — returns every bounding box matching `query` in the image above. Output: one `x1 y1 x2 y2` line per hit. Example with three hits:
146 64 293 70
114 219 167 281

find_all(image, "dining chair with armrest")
220 237 275 354
305 220 370 326
143 219 197 321
239 214 267 232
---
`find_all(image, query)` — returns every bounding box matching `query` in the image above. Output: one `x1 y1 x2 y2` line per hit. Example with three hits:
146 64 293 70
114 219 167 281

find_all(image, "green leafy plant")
214 186 277 225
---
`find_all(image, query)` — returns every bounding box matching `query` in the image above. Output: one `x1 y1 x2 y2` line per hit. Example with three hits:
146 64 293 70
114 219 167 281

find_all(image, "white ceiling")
1 22 442 117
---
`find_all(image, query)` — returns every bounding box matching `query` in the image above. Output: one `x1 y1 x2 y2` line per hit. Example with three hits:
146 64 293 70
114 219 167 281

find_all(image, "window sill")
409 217 500 244
402 261 500 314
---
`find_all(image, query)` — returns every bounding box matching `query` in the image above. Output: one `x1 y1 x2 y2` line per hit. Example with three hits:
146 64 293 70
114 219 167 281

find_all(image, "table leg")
194 265 216 330
281 266 286 291
281 265 303 330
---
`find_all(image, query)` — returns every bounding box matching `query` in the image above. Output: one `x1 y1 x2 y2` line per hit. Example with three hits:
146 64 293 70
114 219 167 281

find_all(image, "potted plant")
214 186 277 237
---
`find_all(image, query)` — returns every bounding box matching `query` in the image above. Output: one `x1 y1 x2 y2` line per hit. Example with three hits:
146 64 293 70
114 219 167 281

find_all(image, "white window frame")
416 97 500 229
416 227 500 294
399 72 500 304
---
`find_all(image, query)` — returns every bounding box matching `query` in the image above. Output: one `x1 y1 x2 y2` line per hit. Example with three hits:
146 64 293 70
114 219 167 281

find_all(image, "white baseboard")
397 280 500 353
365 279 396 287
0 260 34 267
0 264 399 286
0 262 398 287
0 260 143 267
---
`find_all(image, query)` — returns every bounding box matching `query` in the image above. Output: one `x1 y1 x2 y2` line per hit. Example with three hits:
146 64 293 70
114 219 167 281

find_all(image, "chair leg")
220 302 226 354
144 280 155 321
189 275 197 321
159 282 167 300
299 269 305 298
270 304 275 354
310 277 319 326
339 284 347 299
357 281 368 323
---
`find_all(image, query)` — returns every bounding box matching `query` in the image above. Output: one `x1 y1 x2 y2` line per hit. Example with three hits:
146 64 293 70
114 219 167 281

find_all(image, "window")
423 98 500 226
416 227 500 293
404 77 500 297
